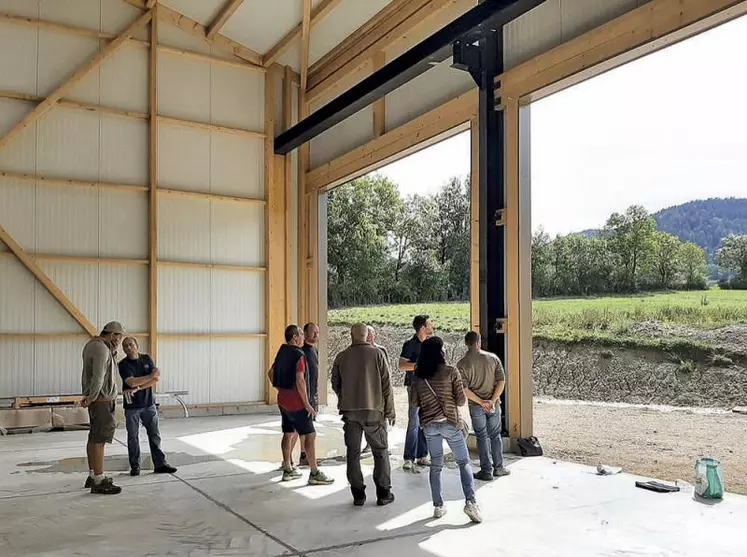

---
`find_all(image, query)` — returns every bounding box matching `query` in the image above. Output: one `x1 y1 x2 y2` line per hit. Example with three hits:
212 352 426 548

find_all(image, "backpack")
517 436 543 457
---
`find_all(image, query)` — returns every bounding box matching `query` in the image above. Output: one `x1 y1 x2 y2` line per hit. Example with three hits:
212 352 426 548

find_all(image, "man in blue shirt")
118 337 177 476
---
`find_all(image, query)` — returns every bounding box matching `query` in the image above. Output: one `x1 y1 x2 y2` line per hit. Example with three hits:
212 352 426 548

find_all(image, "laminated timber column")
149 5 159 360
265 66 288 405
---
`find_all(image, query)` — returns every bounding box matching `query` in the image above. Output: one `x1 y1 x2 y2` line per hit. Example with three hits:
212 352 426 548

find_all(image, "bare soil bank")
328 325 747 408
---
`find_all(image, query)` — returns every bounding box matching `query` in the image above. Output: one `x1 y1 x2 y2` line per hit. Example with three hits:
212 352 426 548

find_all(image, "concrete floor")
0 414 744 557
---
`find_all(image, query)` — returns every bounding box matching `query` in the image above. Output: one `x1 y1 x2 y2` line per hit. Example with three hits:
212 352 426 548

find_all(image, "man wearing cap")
81 321 125 494
119 337 177 477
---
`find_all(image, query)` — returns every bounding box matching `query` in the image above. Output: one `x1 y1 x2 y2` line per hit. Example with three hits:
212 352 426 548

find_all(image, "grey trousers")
343 417 391 496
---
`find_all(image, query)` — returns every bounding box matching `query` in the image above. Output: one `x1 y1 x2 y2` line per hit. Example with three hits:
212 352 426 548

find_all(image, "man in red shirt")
268 325 334 485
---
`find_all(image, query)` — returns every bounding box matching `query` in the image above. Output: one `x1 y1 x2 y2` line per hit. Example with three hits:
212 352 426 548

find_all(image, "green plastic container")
694 458 724 499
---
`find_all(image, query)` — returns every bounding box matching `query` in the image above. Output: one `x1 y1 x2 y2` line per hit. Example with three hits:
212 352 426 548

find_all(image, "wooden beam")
122 0 263 67
157 260 265 272
158 44 262 72
149 5 159 362
297 93 310 324
158 115 264 138
0 9 152 152
0 171 149 193
300 0 312 91
262 0 344 67
284 66 295 325
158 188 265 205
372 51 386 138
469 117 479 334
207 0 245 40
0 11 113 39
0 252 148 265
306 89 477 192
146 0 157 7
306 0 457 101
501 0 746 98
0 224 97 336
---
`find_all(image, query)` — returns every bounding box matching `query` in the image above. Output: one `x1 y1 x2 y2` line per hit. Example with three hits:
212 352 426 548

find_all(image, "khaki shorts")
88 401 116 444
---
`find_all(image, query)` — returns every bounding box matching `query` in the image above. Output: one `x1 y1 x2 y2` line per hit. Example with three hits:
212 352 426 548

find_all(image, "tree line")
327 177 747 308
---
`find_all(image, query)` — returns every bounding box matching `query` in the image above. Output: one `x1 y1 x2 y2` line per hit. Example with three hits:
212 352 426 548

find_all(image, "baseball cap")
102 321 126 334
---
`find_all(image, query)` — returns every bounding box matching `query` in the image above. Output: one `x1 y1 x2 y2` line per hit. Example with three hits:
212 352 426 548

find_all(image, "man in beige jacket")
81 321 125 495
331 323 395 507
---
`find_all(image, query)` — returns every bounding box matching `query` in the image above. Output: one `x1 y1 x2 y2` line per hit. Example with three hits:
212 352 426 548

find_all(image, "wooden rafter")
300 0 312 91
0 224 97 336
0 10 152 152
306 0 457 102
122 0 262 66
207 0 246 40
262 0 344 68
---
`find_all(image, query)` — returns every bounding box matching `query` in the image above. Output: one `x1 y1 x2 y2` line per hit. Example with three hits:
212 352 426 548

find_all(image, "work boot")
433 506 447 519
90 477 122 495
416 456 431 466
154 464 178 474
351 486 366 507
376 489 395 507
493 466 511 477
402 460 414 471
308 469 335 485
474 470 494 482
84 476 94 489
130 468 140 477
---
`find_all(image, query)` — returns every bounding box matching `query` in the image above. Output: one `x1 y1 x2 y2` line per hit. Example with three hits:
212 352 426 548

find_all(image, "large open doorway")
523 11 747 493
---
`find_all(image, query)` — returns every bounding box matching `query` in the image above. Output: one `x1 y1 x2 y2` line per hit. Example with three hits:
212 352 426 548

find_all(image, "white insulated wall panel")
385 58 474 131
39 33 101 104
0 339 34 398
158 51 212 124
310 105 373 169
157 266 212 334
210 63 264 131
36 108 100 181
156 339 212 405
158 195 211 263
0 21 38 96
210 201 265 267
0 258 35 333
33 338 87 396
208 338 265 403
560 0 638 41
36 260 100 334
210 270 264 333
99 189 149 259
210 133 264 198
100 115 148 185
99 43 149 113
161 0 223 26
39 0 103 30
34 185 99 257
221 0 299 55
33 281 80 334
0 101 36 175
158 123 211 192
0 177 35 251
97 264 148 333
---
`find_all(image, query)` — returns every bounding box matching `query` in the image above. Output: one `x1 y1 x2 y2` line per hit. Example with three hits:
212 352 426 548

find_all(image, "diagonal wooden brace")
0 224 97 337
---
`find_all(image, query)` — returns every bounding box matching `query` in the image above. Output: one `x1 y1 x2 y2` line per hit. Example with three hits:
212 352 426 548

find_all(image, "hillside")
654 197 747 258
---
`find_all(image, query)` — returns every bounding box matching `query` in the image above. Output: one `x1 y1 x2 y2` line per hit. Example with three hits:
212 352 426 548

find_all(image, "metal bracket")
451 40 482 87
494 209 506 227
494 318 507 334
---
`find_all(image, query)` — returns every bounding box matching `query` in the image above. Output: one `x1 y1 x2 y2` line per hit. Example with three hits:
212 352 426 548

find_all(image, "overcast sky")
378 14 747 238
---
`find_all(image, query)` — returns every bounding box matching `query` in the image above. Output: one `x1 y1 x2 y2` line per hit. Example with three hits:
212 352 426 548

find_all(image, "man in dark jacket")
331 323 395 507
118 337 177 477
269 325 333 486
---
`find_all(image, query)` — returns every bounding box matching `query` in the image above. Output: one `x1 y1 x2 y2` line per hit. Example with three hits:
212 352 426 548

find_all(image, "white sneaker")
403 460 414 470
433 506 447 519
416 456 431 466
464 501 482 524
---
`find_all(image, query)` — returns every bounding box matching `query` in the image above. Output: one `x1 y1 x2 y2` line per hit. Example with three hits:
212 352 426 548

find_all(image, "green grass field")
328 289 747 334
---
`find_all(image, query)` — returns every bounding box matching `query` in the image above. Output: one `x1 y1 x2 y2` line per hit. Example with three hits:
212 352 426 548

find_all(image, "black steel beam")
274 0 544 155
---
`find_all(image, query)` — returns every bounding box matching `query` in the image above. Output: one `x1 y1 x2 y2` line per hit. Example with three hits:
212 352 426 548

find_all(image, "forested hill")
653 198 747 257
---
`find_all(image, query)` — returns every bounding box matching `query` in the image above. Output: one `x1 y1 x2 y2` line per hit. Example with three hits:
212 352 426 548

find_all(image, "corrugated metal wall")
0 0 268 405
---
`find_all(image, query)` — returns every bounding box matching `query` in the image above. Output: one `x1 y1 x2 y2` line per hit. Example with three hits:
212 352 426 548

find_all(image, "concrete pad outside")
0 413 744 556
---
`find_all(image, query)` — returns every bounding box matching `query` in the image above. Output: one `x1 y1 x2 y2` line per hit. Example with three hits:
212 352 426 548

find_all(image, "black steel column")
477 28 507 433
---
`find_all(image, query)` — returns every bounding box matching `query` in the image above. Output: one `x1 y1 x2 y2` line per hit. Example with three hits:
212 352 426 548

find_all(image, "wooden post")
283 66 295 325
149 5 159 360
470 117 480 334
297 94 310 325
265 66 287 405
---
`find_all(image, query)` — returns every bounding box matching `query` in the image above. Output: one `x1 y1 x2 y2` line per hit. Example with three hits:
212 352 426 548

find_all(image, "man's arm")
452 369 467 407
331 355 342 398
490 358 507 405
398 342 416 372
84 343 109 401
294 357 315 416
379 353 395 422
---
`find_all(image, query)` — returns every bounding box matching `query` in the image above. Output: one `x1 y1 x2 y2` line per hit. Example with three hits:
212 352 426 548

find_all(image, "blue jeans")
404 400 428 461
469 403 504 473
125 405 166 470
423 422 476 507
